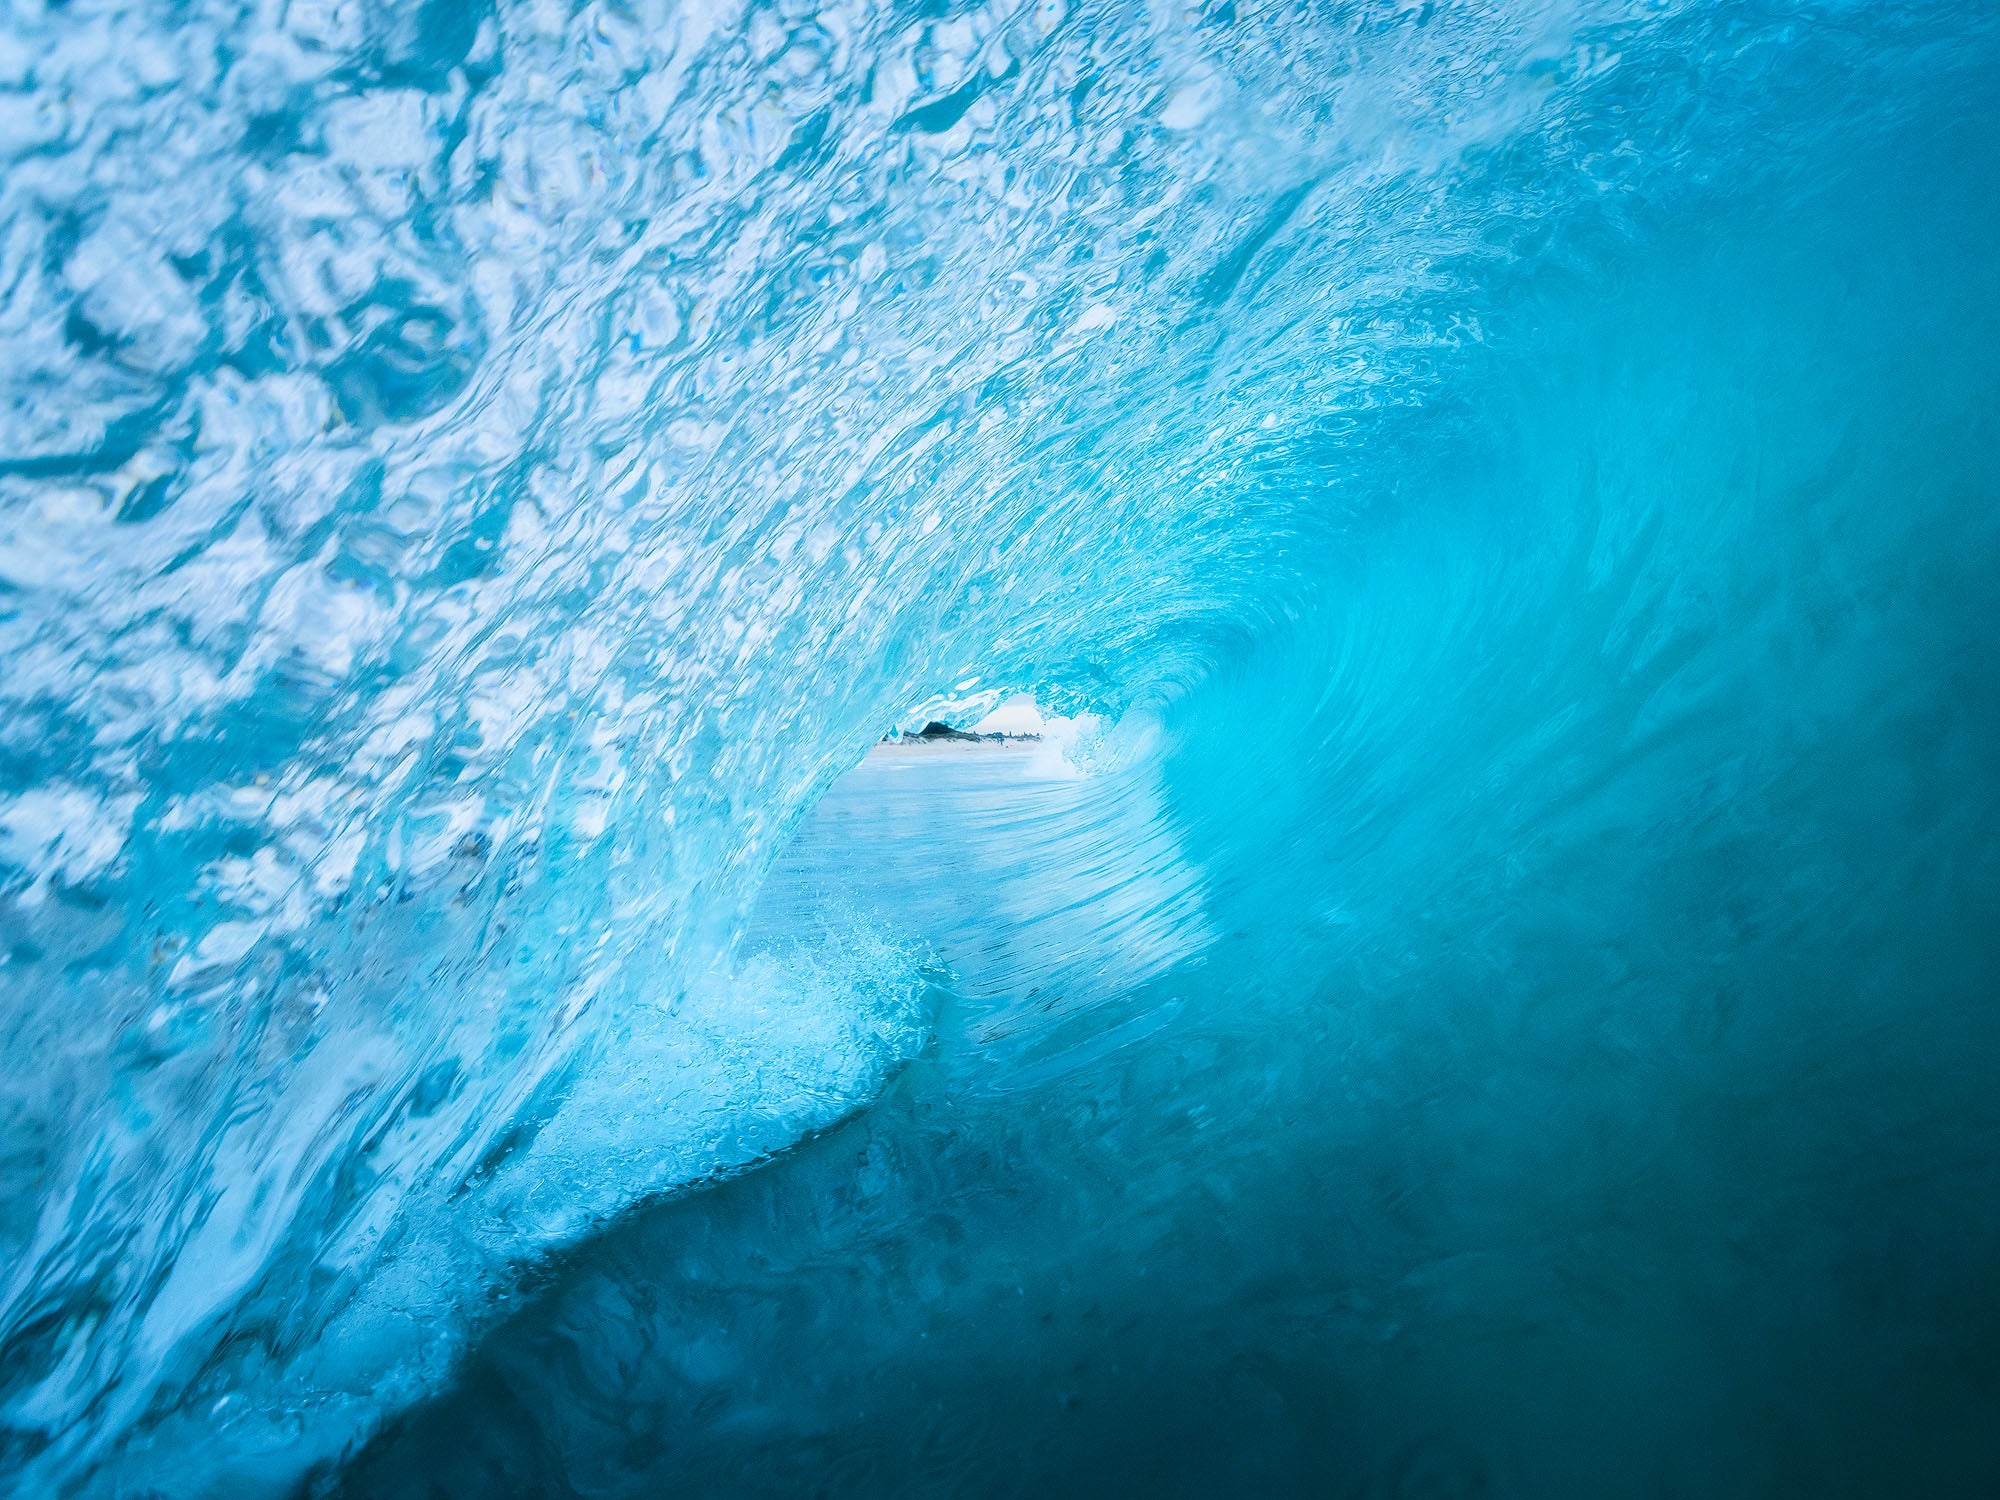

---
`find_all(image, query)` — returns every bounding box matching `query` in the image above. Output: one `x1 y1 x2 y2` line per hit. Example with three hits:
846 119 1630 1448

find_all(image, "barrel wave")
2 1 1998 1496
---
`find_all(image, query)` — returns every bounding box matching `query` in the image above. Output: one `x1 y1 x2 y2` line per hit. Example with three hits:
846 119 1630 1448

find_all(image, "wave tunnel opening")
2 3 1999 1498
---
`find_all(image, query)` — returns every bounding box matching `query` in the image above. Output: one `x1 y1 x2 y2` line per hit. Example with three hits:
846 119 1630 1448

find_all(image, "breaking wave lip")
17 921 937 1496
2 0 1999 1494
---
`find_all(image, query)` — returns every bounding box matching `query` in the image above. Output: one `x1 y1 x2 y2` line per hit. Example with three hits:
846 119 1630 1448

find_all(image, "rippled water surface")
3 0 2000 1495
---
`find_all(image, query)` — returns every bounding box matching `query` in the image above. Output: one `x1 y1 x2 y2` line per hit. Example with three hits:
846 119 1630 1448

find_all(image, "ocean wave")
3 0 1999 1493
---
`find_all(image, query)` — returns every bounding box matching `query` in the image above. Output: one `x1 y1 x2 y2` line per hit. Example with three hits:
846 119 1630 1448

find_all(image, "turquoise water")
2 2 1999 1495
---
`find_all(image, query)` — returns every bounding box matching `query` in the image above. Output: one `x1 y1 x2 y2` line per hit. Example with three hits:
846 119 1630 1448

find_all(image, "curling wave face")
4 0 2000 1494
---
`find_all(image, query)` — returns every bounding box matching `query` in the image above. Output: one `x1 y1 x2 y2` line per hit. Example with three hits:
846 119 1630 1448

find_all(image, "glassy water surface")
1 0 1999 1496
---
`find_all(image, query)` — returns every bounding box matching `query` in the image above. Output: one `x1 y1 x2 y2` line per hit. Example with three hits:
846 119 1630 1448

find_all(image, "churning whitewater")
3 0 1999 1496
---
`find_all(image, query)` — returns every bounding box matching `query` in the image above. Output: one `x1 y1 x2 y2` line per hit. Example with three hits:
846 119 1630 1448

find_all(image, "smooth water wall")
1 1 1998 1497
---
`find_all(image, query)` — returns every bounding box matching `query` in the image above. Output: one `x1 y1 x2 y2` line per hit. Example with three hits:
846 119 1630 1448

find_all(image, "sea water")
2 1 1999 1496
